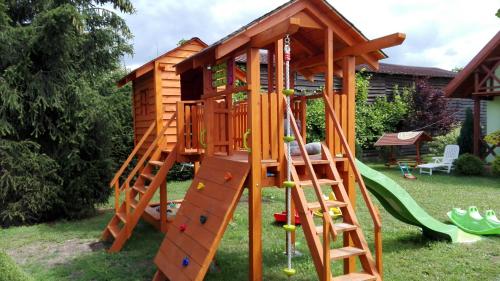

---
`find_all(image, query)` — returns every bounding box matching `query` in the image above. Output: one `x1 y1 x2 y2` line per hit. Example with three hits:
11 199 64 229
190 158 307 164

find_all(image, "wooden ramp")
153 156 250 281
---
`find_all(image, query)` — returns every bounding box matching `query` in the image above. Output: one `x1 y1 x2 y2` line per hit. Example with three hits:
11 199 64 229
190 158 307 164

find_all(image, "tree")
0 0 134 225
401 79 456 135
457 108 474 154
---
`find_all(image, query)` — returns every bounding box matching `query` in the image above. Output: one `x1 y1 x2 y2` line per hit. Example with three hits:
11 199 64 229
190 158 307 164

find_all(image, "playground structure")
102 0 408 280
374 131 432 167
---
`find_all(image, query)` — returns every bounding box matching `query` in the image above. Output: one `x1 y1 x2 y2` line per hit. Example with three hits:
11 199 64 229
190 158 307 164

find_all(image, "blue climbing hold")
182 257 189 267
200 215 208 224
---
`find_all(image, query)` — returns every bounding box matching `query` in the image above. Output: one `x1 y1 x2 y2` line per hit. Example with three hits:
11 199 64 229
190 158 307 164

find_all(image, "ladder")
286 95 382 280
102 114 178 252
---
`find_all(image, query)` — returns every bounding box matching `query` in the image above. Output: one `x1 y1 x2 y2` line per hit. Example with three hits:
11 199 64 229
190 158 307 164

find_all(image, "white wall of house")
485 66 500 162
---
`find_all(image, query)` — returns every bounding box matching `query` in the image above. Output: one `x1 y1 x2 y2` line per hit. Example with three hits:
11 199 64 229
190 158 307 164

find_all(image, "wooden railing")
322 92 383 275
232 92 280 161
109 121 156 212
111 113 177 215
177 101 204 153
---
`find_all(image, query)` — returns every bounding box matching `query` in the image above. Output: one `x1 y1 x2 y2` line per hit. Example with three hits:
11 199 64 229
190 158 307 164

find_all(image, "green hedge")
0 252 32 281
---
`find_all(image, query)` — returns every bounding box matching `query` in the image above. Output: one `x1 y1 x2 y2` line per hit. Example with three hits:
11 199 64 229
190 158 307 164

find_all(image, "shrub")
428 126 461 155
457 108 474 154
167 163 194 181
492 156 500 176
0 140 62 226
484 130 500 145
0 252 33 281
454 153 484 176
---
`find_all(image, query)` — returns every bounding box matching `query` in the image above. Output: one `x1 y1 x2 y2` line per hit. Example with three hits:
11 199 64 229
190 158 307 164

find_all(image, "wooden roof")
444 31 500 99
176 0 405 75
117 37 207 87
374 131 432 146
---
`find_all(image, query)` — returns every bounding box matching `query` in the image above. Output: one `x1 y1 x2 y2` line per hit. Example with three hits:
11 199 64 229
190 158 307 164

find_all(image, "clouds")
119 0 499 70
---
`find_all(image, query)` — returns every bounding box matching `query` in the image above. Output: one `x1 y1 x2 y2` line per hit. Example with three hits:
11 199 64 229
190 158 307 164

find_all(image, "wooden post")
324 28 334 152
247 47 262 281
342 56 356 274
416 142 421 165
160 179 167 232
473 71 481 157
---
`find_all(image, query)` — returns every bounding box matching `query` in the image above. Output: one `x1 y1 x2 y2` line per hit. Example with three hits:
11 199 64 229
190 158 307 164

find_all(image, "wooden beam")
247 47 263 281
293 33 320 56
293 10 323 29
216 33 251 60
324 28 334 153
334 33 406 58
250 18 301 49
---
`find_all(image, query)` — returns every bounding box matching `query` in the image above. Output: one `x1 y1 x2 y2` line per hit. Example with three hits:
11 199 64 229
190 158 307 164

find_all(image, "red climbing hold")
224 172 233 181
179 224 187 232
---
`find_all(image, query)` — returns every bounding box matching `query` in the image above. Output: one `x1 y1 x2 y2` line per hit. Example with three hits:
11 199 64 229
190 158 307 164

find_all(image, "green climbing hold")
282 181 295 188
283 136 295 143
283 224 296 232
282 89 294 96
283 268 297 277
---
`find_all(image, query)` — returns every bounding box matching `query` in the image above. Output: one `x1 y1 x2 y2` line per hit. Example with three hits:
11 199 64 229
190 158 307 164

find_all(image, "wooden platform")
153 156 250 281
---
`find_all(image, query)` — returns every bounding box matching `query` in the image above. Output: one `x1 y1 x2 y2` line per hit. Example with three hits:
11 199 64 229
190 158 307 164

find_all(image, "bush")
428 126 461 155
0 140 62 226
454 153 484 176
167 163 194 181
484 130 500 146
457 108 474 154
492 156 500 176
0 252 33 281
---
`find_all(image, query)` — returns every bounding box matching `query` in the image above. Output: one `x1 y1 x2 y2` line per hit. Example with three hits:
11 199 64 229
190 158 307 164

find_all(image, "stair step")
116 212 127 223
332 272 376 281
330 246 365 261
149 160 164 167
140 173 155 181
307 200 347 211
315 222 357 235
130 198 139 209
132 185 148 194
107 223 121 238
299 179 340 187
293 159 330 166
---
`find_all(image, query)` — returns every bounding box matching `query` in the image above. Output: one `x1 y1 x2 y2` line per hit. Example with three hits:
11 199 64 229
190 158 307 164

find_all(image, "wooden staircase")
285 93 383 281
102 114 178 252
153 156 250 281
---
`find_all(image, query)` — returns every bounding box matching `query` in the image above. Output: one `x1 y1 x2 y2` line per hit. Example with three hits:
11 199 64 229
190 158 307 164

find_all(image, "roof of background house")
235 53 456 78
445 31 500 98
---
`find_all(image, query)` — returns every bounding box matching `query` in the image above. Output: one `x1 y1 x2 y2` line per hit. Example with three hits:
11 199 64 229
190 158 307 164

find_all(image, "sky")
118 0 499 71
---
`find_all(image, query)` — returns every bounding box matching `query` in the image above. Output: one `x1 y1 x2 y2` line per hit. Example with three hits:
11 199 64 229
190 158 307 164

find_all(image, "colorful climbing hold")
200 215 208 224
282 181 295 189
179 224 187 232
224 172 233 181
283 135 295 143
182 257 189 267
283 224 296 232
283 268 297 277
282 89 295 97
197 182 205 190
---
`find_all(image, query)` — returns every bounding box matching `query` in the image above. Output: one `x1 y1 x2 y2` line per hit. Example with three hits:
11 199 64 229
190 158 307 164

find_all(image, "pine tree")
0 0 134 225
457 108 474 154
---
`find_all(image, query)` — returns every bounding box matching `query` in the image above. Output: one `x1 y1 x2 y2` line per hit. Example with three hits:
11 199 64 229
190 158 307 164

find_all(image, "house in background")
445 31 500 161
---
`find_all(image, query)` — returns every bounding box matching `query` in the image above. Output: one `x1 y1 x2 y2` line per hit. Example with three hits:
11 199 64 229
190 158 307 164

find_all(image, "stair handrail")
285 97 339 241
322 92 382 273
110 120 156 189
122 112 177 189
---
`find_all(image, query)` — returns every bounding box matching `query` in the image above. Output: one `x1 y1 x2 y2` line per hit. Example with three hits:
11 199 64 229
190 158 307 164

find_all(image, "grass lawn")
0 165 499 281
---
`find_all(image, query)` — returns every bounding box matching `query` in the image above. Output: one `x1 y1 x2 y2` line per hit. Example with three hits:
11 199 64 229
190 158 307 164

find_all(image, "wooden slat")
315 222 357 235
307 200 347 210
330 247 365 261
332 273 376 281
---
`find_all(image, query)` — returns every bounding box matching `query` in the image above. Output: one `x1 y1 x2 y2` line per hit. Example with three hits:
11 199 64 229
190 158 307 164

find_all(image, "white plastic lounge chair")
417 144 460 175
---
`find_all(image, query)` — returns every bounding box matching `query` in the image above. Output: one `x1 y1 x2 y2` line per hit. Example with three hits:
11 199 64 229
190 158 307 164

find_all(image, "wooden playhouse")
102 1 405 280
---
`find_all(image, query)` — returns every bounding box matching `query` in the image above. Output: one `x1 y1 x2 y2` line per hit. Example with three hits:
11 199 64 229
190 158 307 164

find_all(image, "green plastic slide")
447 207 500 235
355 159 480 243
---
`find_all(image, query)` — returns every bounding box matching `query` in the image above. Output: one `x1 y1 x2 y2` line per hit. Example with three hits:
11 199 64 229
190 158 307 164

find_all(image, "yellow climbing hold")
283 224 296 232
283 135 295 143
283 268 297 277
282 181 295 188
197 182 205 190
282 89 295 97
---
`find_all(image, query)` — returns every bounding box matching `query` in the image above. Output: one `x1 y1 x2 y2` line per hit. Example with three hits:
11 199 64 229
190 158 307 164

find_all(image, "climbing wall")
153 156 250 281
